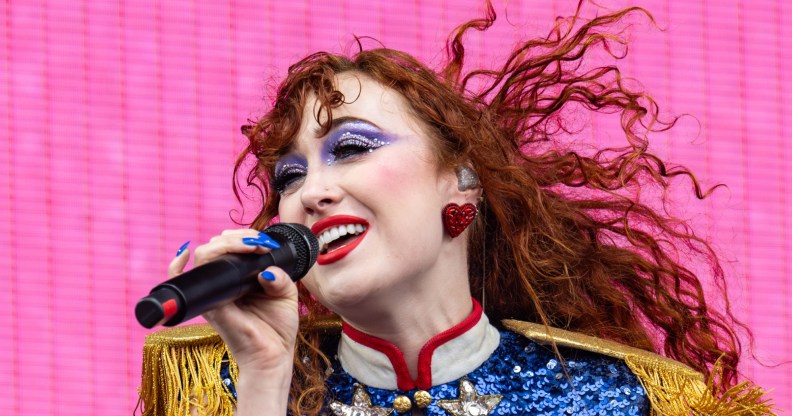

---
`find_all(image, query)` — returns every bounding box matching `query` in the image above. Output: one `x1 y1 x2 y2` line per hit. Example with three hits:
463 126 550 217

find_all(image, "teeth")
318 224 367 252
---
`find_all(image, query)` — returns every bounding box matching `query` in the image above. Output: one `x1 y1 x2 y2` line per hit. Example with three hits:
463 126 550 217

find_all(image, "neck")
345 298 474 380
334 255 473 379
338 299 499 390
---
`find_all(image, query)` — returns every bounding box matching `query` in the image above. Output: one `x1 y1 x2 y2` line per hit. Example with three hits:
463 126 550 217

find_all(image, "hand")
170 229 298 412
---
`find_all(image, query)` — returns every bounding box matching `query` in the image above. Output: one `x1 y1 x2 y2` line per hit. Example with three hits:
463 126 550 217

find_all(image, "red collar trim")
341 299 483 390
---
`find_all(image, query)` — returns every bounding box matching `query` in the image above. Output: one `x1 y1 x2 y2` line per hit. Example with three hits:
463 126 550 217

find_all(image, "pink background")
1 0 789 414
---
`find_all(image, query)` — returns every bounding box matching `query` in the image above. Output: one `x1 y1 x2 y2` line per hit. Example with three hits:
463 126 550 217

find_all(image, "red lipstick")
311 215 369 265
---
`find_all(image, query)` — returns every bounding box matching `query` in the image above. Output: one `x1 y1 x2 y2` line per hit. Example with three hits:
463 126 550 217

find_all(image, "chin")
307 276 387 315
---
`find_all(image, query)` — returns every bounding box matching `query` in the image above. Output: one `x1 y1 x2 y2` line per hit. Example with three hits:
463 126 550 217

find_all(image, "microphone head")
264 223 319 280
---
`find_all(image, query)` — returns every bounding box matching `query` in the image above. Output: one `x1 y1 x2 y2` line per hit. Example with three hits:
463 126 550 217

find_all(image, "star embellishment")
436 379 502 416
329 384 393 416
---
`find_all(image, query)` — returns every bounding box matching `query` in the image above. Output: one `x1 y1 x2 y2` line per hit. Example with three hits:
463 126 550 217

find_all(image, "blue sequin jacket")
136 303 775 415
319 330 650 415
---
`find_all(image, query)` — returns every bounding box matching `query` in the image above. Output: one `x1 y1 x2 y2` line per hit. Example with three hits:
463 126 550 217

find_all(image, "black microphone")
135 223 319 329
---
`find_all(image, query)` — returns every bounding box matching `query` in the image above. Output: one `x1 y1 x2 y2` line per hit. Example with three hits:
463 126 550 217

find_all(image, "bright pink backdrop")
1 1 789 414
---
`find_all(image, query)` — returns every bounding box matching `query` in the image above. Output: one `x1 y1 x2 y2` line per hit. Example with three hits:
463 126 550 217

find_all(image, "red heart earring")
442 203 478 238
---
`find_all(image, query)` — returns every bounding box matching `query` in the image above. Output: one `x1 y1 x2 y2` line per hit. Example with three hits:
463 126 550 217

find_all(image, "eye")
328 132 389 163
273 163 307 194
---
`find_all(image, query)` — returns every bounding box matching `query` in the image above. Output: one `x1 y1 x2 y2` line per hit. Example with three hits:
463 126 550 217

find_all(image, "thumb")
258 266 298 300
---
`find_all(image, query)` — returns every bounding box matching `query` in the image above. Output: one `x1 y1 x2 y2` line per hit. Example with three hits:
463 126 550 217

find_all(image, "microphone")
135 223 319 329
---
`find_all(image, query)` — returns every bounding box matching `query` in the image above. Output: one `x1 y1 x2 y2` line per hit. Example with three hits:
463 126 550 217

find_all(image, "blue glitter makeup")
272 119 394 194
273 154 308 194
322 119 393 165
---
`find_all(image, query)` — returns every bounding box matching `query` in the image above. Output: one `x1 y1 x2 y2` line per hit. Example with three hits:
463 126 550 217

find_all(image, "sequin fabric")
324 331 649 415
221 330 649 415
219 357 237 399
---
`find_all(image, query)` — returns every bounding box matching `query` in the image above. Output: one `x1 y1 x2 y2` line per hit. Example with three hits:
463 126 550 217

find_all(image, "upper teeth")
318 224 366 251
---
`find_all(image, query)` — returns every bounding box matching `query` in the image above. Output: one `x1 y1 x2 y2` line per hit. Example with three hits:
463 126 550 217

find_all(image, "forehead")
294 72 422 145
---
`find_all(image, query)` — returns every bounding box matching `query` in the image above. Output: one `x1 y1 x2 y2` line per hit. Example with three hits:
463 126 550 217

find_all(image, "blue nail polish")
176 241 190 257
256 232 281 249
242 234 281 249
260 271 276 282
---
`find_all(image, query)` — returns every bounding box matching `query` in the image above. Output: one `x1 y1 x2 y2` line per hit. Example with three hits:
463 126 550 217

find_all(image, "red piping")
341 299 482 390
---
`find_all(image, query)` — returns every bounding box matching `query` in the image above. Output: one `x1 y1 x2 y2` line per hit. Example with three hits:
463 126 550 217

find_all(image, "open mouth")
311 216 370 265
318 224 367 254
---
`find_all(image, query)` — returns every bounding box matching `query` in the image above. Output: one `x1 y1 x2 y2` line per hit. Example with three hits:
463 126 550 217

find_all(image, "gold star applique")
329 384 394 416
436 379 502 416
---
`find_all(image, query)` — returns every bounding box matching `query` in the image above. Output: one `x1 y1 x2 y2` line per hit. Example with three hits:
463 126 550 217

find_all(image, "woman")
138 3 774 415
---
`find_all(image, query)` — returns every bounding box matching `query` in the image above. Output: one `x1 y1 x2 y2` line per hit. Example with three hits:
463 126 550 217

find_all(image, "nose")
299 166 341 216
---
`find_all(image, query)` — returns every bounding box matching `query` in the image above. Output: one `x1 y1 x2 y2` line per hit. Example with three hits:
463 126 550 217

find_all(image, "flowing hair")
234 2 747 413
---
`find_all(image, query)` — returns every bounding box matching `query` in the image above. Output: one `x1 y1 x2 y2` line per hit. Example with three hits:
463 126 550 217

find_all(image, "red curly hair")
234 2 747 414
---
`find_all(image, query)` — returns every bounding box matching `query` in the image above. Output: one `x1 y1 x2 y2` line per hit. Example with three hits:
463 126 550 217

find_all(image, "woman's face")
275 72 462 312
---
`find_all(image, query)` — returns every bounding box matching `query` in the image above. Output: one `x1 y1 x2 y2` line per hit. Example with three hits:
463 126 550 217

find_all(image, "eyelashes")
272 128 392 195
325 131 390 164
273 163 307 194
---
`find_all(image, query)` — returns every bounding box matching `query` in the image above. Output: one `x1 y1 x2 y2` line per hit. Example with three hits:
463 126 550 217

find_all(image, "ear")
441 165 482 205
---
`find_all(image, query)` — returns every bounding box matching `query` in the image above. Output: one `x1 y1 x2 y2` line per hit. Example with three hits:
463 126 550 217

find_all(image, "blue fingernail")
260 271 275 282
256 232 281 249
242 234 281 249
175 241 190 257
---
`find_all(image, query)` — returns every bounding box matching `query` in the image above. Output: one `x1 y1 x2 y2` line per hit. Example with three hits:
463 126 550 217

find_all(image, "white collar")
337 300 500 390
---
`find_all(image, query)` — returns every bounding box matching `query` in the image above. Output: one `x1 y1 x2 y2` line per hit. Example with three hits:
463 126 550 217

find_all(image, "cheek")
277 196 303 223
357 159 432 198
364 161 447 244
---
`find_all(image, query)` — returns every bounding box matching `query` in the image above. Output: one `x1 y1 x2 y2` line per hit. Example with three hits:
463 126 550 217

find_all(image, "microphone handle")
158 253 271 325
136 233 299 328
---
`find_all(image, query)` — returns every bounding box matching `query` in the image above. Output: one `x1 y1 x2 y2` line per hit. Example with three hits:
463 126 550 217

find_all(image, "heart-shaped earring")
442 203 478 238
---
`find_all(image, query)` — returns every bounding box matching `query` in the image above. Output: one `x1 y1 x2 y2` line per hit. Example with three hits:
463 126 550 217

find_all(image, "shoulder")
137 318 343 415
491 324 650 415
502 319 703 378
501 319 777 416
138 323 236 415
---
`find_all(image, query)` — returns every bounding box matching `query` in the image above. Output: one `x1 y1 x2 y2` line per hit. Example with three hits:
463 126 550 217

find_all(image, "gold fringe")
136 324 237 416
626 356 777 416
135 317 339 415
137 319 777 415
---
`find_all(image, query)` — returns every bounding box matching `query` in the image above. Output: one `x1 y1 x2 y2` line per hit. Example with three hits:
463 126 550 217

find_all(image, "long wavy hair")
234 2 747 414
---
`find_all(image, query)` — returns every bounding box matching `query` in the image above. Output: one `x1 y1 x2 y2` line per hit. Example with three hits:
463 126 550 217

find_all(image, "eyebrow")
312 116 382 136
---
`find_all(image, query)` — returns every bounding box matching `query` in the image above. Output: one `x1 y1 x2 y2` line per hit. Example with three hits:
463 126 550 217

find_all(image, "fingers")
168 241 191 278
168 228 285 279
257 266 298 300
193 229 281 267
203 265 299 350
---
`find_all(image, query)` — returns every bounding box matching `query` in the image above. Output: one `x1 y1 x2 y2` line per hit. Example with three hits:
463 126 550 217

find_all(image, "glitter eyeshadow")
322 120 394 165
273 154 307 194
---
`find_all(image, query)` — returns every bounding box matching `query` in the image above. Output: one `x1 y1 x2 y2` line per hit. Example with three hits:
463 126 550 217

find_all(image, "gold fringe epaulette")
502 319 777 416
135 317 342 416
136 323 237 416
